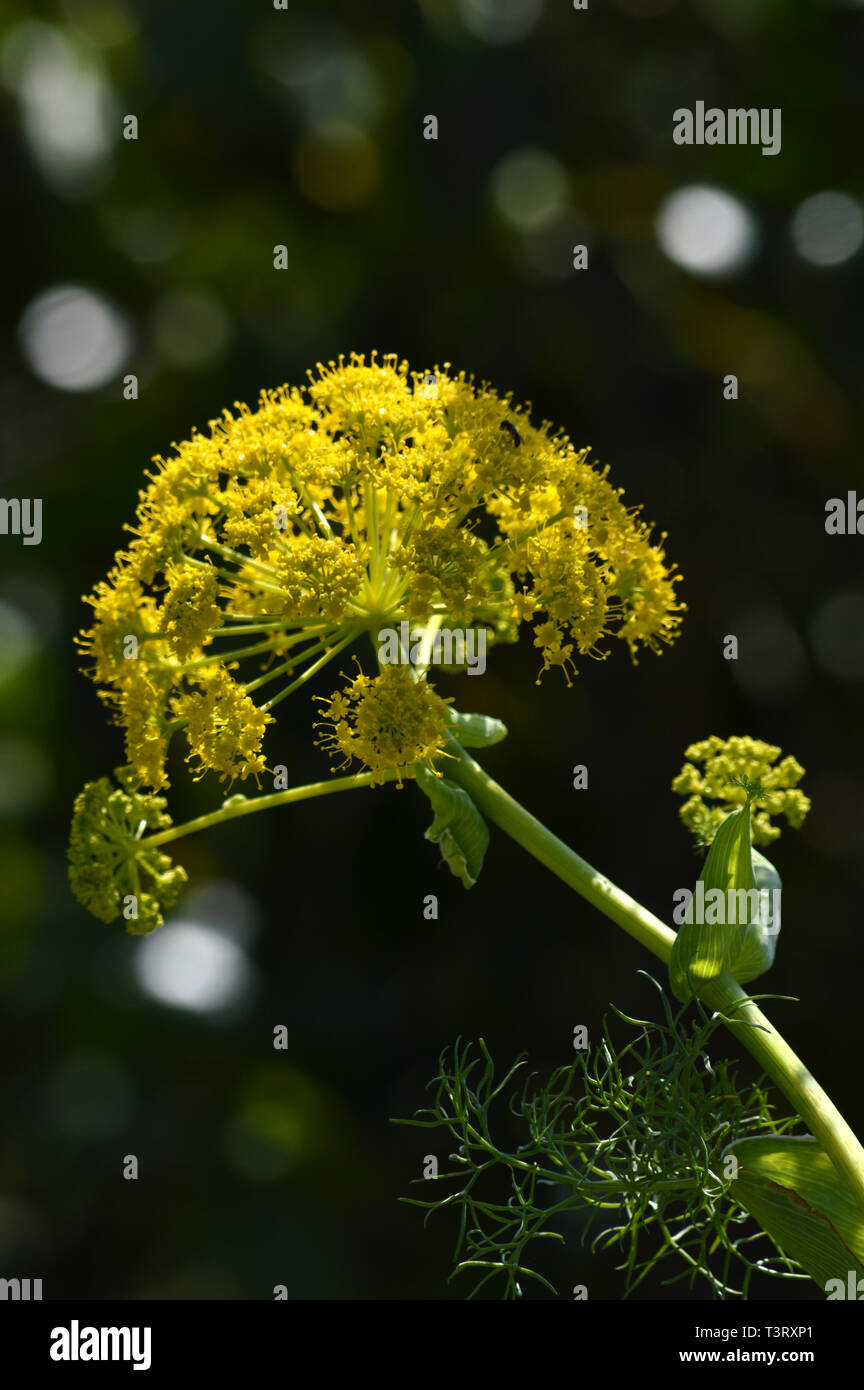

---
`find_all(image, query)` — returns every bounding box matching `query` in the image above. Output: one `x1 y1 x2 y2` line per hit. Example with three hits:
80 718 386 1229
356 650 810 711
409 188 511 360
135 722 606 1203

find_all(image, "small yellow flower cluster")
672 736 810 847
68 771 187 934
314 665 453 785
77 353 683 791
173 666 273 782
160 562 221 660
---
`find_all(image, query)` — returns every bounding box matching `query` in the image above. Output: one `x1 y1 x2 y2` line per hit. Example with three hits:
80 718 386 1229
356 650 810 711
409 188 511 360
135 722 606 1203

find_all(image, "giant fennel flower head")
77 353 683 789
71 353 684 929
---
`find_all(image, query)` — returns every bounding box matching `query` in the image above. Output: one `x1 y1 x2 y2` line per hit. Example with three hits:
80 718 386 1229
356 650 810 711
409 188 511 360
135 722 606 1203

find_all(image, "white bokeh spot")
18 285 131 391
656 184 756 277
791 191 864 267
135 922 252 1013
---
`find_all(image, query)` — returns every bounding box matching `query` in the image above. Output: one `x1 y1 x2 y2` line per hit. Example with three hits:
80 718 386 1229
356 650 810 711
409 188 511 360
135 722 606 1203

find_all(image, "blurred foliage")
1 0 863 1298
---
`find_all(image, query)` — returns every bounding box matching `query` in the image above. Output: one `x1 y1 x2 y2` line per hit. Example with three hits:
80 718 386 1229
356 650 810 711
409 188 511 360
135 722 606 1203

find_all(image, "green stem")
211 621 300 637
445 744 864 1208
242 631 337 696
145 767 409 848
448 745 676 962
198 536 279 577
172 634 298 672
260 626 359 711
702 974 864 1209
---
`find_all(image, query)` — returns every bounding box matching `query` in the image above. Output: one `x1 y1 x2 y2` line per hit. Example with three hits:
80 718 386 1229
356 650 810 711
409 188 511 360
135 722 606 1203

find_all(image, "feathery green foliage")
396 976 805 1299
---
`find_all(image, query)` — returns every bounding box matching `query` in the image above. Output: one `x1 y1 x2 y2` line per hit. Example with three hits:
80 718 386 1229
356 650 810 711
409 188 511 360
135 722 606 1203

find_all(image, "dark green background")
1 0 862 1299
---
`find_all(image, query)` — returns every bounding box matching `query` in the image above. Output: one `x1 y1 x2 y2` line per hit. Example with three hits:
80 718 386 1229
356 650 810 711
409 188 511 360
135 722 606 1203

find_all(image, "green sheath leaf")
727 847 781 984
726 1135 864 1289
669 806 752 1001
670 807 782 1001
445 710 508 748
416 765 490 888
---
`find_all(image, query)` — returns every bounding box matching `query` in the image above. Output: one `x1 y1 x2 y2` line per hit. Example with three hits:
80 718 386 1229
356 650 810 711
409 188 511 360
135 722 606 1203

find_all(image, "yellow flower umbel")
76 352 684 794
315 665 453 785
68 771 188 934
672 736 810 848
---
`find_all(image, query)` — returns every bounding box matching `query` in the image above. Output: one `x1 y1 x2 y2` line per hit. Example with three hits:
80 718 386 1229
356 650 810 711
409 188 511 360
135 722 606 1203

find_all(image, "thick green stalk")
446 744 864 1209
701 974 864 1208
